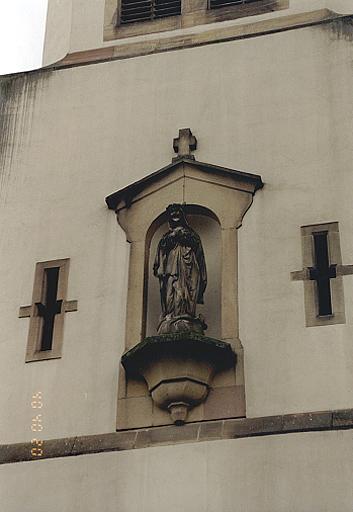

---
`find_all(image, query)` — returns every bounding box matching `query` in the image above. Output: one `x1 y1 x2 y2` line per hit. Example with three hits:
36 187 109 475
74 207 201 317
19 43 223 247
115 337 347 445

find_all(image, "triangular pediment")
105 157 263 211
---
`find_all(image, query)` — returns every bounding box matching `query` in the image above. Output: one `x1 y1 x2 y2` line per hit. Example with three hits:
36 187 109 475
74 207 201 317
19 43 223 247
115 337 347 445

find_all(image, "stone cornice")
105 158 263 211
3 13 351 80
49 10 349 72
1 408 352 466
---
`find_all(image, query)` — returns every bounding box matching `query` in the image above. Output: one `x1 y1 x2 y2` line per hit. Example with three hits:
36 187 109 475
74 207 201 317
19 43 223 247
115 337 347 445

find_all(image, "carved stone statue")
153 204 207 334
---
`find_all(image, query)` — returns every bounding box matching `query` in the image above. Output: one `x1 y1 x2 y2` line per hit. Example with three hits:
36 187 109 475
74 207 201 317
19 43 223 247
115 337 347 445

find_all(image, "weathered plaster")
323 15 353 40
0 73 52 202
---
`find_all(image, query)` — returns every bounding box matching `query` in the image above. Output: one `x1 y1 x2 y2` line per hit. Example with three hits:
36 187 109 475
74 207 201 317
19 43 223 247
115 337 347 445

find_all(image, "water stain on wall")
0 71 53 204
323 16 353 42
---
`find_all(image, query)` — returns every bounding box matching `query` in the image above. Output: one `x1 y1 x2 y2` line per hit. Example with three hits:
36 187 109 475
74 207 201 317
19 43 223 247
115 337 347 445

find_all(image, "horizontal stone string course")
1 408 352 466
52 12 344 72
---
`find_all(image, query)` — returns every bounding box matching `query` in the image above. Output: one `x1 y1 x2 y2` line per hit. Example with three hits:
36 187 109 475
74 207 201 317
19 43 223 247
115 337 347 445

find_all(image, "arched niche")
106 152 263 429
145 205 221 339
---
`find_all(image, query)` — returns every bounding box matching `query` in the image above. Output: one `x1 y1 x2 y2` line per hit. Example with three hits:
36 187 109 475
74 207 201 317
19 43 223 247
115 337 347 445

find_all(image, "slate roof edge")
105 158 263 210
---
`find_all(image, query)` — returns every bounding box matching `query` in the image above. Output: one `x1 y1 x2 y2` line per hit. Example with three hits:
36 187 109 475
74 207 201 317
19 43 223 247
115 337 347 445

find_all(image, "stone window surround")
104 0 287 41
19 258 78 362
291 222 353 328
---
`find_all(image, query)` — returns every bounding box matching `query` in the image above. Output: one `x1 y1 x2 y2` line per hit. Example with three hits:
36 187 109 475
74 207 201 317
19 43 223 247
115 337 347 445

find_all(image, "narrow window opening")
36 267 63 351
309 232 336 317
291 222 346 327
21 258 78 362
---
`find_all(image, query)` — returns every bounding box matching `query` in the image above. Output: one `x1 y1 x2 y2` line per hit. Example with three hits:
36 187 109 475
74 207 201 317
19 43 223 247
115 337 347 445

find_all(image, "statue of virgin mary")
153 204 207 334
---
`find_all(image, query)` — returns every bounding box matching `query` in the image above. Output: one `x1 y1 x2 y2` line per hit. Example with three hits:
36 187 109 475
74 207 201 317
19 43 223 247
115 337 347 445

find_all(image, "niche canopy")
106 128 263 221
106 129 263 427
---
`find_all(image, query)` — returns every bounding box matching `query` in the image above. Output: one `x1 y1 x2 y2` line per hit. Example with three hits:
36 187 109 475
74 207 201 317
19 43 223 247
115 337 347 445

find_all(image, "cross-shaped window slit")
36 267 63 351
19 258 78 362
291 222 353 327
309 232 336 317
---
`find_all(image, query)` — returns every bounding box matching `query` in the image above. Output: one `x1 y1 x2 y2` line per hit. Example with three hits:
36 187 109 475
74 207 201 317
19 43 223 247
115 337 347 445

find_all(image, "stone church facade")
1 1 353 510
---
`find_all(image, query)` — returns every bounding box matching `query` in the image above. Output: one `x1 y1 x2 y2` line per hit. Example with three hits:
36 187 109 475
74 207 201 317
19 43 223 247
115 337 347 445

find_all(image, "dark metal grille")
120 0 181 24
209 0 259 9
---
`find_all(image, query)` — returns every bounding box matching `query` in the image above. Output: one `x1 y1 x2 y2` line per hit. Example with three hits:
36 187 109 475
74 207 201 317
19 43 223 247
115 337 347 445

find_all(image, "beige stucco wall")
1 431 353 511
1 20 353 444
238 19 353 416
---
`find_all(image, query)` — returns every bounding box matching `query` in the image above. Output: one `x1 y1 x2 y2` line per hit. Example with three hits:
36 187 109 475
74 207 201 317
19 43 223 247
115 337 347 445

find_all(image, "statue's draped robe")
154 226 207 321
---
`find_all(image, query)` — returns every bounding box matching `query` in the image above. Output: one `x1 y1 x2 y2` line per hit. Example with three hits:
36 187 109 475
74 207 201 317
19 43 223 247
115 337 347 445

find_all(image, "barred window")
120 0 181 24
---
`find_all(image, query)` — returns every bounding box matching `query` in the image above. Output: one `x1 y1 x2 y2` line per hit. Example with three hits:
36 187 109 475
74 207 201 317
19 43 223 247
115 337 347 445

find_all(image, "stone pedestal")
121 333 236 425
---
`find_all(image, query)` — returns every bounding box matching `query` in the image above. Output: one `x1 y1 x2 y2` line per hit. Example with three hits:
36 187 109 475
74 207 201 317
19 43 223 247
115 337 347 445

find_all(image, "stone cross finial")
173 128 197 161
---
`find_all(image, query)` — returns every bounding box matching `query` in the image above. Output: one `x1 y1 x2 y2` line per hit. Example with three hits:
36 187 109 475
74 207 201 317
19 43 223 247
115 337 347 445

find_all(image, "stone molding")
52 10 346 72
1 408 353 466
106 158 263 212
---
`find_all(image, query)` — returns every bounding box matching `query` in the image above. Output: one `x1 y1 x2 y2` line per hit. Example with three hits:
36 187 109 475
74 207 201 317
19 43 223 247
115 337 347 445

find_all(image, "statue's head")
166 203 188 229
